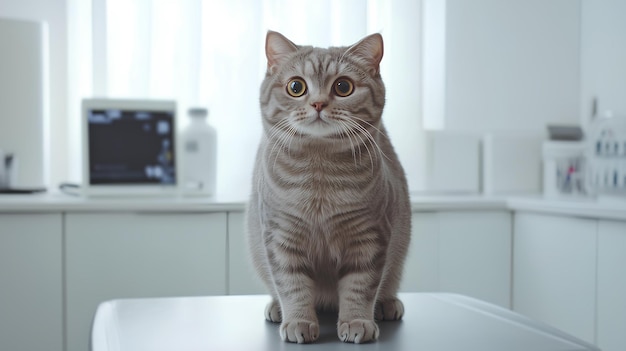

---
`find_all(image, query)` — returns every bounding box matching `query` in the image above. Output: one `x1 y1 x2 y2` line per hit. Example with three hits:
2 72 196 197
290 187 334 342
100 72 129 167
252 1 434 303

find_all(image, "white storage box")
482 133 543 195
425 131 481 194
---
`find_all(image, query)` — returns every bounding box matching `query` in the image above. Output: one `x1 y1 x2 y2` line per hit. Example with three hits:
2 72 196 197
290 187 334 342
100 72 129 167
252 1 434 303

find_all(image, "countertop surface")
0 191 625 221
91 292 598 351
506 195 626 221
0 192 248 212
0 192 507 213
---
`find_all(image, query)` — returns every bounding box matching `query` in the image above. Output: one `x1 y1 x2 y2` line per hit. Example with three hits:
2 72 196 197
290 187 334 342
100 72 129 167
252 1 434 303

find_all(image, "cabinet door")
513 212 597 344
401 211 512 308
66 212 227 351
227 211 266 294
0 213 63 351
597 219 626 351
438 211 512 308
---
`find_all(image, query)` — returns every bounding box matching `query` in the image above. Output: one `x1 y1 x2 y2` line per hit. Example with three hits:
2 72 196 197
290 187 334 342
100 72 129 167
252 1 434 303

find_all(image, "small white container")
425 131 481 194
181 107 217 196
482 133 543 195
542 141 586 197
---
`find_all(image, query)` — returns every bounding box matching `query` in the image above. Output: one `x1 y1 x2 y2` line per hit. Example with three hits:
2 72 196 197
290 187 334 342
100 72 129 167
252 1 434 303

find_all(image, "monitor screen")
87 108 176 185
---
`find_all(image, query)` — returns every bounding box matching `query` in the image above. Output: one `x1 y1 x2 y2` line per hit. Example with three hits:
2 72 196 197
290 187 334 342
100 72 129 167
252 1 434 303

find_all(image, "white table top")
91 293 599 351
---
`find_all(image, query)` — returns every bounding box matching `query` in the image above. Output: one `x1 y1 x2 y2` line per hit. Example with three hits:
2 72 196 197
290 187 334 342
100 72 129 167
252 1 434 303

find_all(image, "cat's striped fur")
247 31 411 344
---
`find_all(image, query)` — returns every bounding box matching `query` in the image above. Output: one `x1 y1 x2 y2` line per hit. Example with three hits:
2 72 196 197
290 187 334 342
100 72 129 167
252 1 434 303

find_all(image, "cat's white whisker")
332 122 358 167
344 118 391 163
269 119 298 170
268 123 287 152
268 118 289 139
339 119 374 170
337 120 360 166
282 126 298 155
350 115 389 140
331 110 391 163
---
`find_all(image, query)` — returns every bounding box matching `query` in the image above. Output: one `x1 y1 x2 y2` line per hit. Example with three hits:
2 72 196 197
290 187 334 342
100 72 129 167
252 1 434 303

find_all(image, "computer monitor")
81 98 179 196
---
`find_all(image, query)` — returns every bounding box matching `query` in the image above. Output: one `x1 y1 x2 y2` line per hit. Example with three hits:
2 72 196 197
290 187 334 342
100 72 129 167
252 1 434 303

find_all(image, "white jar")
181 107 217 196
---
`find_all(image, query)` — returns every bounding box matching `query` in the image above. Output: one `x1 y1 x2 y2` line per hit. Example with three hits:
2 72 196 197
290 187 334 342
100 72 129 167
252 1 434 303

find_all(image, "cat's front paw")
337 319 379 344
375 297 405 321
264 300 282 323
279 319 319 344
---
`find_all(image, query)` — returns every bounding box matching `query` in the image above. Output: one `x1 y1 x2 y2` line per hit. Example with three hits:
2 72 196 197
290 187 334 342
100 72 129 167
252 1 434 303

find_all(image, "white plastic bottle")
181 107 217 196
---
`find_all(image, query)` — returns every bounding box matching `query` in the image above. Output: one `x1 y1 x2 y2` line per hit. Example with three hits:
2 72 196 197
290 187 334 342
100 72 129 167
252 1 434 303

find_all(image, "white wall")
0 0 68 189
580 0 626 126
423 0 581 133
3 1 614 193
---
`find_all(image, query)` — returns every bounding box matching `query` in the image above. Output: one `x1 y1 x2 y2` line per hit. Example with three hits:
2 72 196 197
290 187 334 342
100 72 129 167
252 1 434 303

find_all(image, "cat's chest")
289 169 378 226
298 161 369 200
263 146 384 219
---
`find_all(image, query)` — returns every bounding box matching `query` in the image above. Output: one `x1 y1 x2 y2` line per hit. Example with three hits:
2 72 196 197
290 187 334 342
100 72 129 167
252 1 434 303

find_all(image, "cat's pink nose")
311 101 327 112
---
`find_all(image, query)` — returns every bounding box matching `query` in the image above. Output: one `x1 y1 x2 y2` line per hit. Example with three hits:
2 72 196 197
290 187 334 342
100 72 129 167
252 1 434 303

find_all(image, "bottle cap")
188 107 208 118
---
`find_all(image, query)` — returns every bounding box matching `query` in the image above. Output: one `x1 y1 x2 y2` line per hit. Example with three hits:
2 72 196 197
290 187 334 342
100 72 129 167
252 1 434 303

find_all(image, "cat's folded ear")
345 33 384 75
265 31 298 73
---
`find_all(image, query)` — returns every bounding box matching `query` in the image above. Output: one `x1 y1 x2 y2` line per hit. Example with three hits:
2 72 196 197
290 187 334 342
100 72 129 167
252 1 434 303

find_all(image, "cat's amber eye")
333 77 354 97
286 78 307 97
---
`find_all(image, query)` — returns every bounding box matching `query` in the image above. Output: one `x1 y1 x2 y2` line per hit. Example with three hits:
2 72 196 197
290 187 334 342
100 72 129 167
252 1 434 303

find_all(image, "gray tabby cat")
247 31 411 344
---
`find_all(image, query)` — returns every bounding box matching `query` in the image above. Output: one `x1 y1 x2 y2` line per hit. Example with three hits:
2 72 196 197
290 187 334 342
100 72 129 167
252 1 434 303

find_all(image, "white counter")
0 192 624 221
0 192 508 213
0 192 246 212
507 195 626 221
